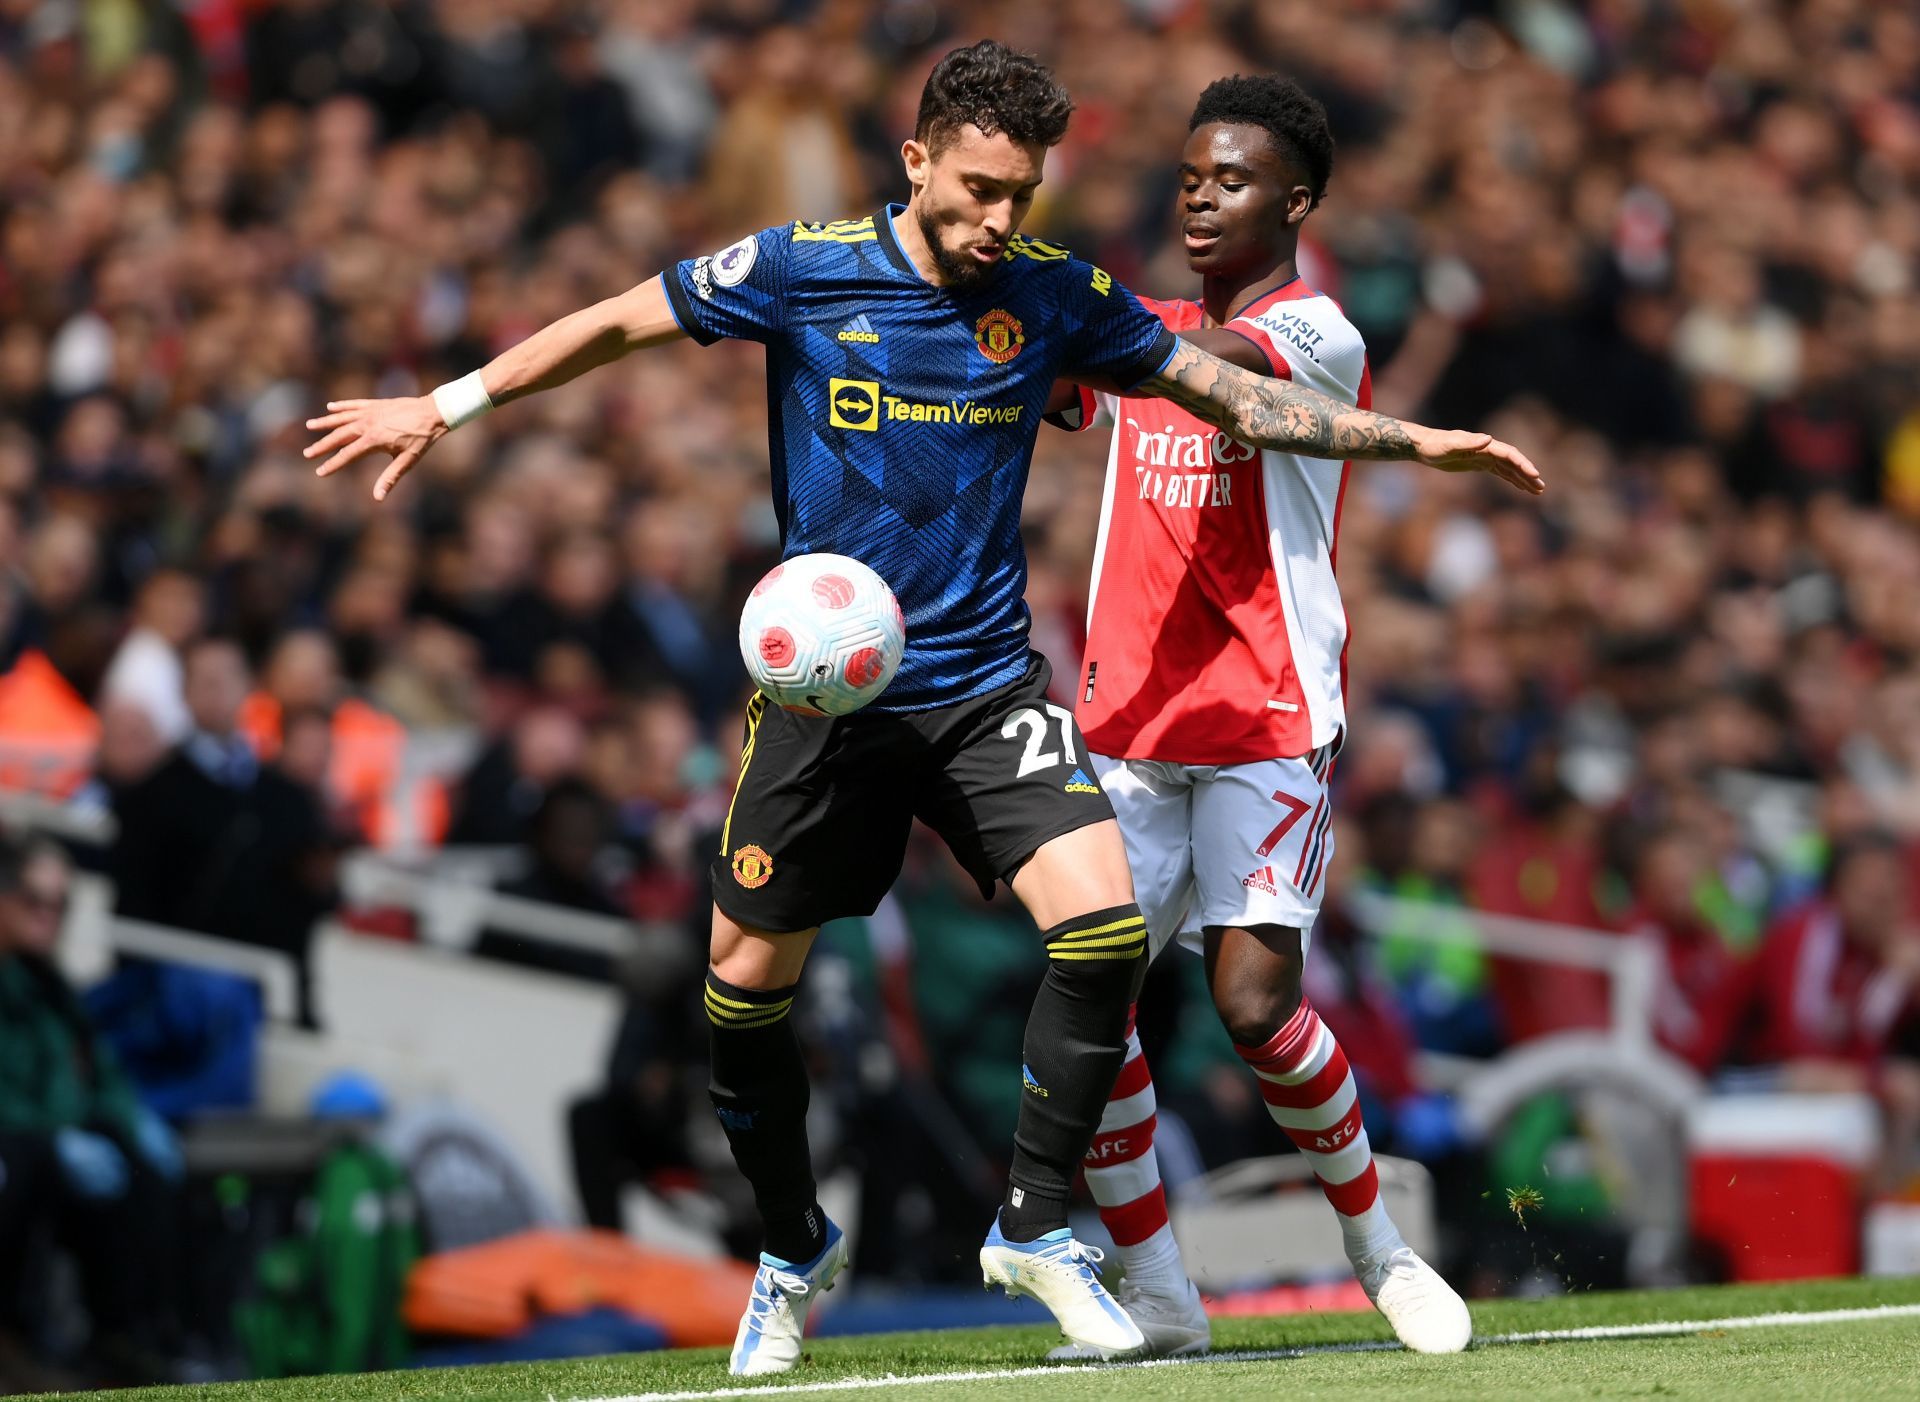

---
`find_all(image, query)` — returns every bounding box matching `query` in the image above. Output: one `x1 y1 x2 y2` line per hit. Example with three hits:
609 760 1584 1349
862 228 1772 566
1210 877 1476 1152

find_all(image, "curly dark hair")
1190 74 1335 208
915 40 1074 156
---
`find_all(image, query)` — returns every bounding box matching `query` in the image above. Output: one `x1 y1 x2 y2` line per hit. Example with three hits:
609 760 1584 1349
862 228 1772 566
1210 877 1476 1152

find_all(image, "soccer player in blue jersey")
306 41 1540 1373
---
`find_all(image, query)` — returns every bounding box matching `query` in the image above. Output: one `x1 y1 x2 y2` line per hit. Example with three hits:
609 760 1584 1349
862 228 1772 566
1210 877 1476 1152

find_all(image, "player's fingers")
313 437 377 478
1485 438 1544 492
324 400 374 411
1491 455 1543 494
372 449 419 502
1501 460 1546 494
302 425 359 460
304 410 362 433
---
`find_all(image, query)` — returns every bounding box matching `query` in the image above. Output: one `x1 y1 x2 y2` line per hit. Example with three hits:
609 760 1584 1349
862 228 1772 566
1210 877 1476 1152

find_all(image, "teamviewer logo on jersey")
828 378 880 431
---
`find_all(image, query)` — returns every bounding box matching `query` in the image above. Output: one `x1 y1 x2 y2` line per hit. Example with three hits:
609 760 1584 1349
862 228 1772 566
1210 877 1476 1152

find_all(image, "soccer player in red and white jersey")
1046 76 1540 1358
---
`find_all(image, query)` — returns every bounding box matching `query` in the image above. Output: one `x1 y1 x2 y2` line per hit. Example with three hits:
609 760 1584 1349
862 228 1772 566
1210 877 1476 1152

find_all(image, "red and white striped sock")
1081 1011 1185 1294
1235 998 1401 1266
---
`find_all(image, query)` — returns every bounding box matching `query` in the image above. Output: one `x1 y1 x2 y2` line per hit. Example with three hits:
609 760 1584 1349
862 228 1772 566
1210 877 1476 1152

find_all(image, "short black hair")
916 40 1073 156
1190 74 1334 208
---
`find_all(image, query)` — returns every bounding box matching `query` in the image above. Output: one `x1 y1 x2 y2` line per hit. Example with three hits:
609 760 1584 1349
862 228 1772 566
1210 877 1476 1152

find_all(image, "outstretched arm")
305 275 684 500
1045 327 1269 428
1138 338 1544 494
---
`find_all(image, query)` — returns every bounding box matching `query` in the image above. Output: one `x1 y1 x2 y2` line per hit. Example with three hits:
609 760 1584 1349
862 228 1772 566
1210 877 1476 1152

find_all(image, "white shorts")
1092 739 1339 960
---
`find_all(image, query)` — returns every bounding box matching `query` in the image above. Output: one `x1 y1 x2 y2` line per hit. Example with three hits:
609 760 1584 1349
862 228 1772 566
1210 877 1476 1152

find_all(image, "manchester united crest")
731 844 774 889
974 308 1025 364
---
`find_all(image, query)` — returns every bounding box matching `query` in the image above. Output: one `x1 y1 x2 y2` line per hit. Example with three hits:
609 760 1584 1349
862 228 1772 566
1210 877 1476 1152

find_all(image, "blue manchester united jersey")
663 204 1177 711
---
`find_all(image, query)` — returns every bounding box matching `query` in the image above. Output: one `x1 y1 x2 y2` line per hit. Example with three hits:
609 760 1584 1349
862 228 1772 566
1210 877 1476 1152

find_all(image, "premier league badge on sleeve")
711 235 758 287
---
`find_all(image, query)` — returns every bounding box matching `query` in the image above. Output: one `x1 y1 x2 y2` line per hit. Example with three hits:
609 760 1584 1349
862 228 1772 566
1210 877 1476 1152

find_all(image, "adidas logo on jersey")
1064 768 1100 794
837 313 880 344
1242 865 1280 895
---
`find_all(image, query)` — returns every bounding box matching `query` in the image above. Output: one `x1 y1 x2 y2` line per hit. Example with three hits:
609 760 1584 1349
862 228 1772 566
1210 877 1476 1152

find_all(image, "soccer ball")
739 553 906 716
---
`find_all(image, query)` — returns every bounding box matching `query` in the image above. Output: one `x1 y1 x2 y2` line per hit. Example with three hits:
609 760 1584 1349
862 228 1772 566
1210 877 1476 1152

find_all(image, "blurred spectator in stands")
1469 764 1616 1041
497 778 624 920
614 687 724 921
18 516 96 652
110 637 335 1025
533 14 645 218
277 705 359 845
67 698 165 836
0 835 183 1382
1361 793 1504 1057
596 0 717 181
0 609 108 799
701 24 866 232
449 704 587 846
368 618 484 732
1632 825 1760 1074
483 529 621 712
476 777 625 981
241 629 447 848
1842 667 1920 839
610 498 745 728
1747 833 1920 1082
98 570 204 748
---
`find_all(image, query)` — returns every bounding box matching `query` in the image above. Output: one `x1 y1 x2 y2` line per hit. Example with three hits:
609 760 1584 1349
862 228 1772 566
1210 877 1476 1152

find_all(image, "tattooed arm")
1136 338 1545 495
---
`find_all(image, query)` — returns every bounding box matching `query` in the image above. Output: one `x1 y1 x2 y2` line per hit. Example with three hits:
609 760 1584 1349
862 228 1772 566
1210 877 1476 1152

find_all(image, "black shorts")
712 653 1115 932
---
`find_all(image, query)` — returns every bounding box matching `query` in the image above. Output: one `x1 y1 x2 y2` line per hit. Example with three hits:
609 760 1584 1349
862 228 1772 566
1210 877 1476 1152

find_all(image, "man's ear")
901 138 930 197
1288 185 1315 226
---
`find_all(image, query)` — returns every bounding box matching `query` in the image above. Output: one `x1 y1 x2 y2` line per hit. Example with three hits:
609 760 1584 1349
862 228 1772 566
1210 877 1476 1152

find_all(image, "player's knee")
1042 903 1150 1004
1214 980 1302 1048
1210 936 1304 1047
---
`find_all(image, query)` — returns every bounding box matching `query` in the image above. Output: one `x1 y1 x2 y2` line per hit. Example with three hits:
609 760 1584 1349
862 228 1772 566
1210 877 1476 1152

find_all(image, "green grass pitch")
44 1276 1920 1401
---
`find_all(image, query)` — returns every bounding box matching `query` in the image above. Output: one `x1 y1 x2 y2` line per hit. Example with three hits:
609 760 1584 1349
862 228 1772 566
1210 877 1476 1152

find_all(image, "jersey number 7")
1256 790 1314 858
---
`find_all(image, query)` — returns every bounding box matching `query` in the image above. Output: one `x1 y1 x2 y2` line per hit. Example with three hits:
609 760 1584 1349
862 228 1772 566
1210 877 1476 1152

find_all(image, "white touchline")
570 1303 1920 1402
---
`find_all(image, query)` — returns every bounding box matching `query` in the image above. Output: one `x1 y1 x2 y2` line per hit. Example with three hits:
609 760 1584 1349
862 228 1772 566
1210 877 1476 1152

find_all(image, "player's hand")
304 395 446 501
1411 428 1544 496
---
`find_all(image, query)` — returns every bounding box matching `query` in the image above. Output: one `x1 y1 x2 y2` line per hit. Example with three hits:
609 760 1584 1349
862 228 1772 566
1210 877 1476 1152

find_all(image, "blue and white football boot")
728 1219 849 1376
979 1213 1146 1359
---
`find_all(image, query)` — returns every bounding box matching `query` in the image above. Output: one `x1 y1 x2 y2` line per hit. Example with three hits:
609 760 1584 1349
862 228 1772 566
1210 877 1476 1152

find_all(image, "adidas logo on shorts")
1063 767 1100 794
1242 865 1280 895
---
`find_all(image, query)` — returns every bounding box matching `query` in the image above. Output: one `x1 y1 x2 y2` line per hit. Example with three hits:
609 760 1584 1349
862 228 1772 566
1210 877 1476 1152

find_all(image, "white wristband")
431 370 494 430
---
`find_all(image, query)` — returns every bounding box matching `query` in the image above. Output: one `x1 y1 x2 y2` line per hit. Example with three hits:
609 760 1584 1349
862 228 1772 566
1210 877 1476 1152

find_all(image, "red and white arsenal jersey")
1073 280 1368 764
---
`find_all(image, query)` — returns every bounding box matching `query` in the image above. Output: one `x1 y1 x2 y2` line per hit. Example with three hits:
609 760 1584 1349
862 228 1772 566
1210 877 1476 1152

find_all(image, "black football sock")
705 970 826 1265
1002 904 1149 1243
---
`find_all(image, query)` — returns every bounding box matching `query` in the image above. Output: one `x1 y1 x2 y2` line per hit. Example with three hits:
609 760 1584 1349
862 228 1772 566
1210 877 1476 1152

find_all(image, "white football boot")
1046 1274 1210 1360
728 1219 849 1376
1357 1243 1472 1353
980 1214 1146 1359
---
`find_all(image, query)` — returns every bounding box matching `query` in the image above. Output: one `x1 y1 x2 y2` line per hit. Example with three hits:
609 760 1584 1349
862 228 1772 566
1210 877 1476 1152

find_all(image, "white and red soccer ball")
739 553 905 716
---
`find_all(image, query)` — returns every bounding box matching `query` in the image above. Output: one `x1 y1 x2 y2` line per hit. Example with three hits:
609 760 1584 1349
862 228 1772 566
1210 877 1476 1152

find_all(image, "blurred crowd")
2 0 1920 1375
